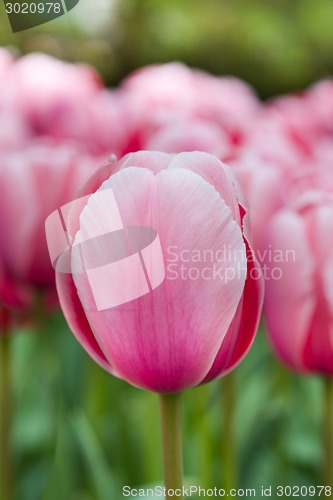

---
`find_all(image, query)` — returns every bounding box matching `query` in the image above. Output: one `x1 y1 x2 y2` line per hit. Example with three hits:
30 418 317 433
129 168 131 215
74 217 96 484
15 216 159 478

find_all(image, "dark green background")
0 0 333 97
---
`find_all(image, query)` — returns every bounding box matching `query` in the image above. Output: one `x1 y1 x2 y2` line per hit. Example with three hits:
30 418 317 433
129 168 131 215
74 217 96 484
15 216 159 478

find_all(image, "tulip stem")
221 372 236 492
0 310 13 500
323 376 333 488
159 392 183 499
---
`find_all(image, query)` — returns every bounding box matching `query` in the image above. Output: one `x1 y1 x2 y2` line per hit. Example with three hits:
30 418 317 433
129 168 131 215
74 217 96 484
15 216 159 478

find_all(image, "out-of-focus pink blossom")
307 79 333 136
0 53 102 137
0 111 31 149
0 48 14 81
264 193 333 375
231 119 333 252
229 154 285 251
0 139 100 311
143 119 230 157
240 107 307 168
120 63 259 153
49 89 131 156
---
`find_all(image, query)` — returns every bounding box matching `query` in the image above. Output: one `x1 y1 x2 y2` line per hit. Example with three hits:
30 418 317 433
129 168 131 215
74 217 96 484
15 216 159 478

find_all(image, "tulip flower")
263 192 333 485
143 119 230 158
0 48 13 81
264 193 333 375
48 151 263 497
49 89 131 157
120 63 259 152
0 138 101 500
0 52 102 139
0 139 100 315
228 154 285 252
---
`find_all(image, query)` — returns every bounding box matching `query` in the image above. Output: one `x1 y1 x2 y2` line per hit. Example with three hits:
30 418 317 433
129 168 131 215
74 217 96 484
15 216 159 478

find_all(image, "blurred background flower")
4 0 333 98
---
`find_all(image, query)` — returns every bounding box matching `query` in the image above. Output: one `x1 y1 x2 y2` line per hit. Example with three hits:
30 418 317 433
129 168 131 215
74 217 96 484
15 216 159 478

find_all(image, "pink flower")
0 51 131 157
143 119 230 157
227 98 333 255
49 89 131 156
0 53 102 137
120 63 259 152
0 139 100 311
55 151 263 392
240 106 306 168
267 93 321 156
228 154 284 251
0 48 13 82
0 110 31 150
264 193 333 375
0 259 30 312
307 79 333 136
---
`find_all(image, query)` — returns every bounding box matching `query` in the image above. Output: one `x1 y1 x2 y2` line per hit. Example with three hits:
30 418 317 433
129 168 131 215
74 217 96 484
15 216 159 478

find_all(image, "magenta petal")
67 156 120 238
168 152 242 225
118 150 172 173
302 205 333 374
264 210 316 371
203 239 263 382
56 271 113 373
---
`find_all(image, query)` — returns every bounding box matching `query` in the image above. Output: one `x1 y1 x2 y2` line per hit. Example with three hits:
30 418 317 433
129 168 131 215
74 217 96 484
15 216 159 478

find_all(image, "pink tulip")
228 154 285 251
264 192 333 375
0 52 102 138
267 93 321 156
0 259 30 312
0 110 31 150
229 105 333 255
307 79 333 136
143 119 230 158
240 106 306 168
49 89 131 156
120 63 259 152
54 151 263 392
0 139 100 311
0 48 13 82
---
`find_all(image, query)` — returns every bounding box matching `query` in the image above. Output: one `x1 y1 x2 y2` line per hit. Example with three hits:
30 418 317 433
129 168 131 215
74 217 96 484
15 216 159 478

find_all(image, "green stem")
0 311 13 500
196 385 213 488
142 391 160 485
158 392 183 500
221 372 236 492
323 376 333 488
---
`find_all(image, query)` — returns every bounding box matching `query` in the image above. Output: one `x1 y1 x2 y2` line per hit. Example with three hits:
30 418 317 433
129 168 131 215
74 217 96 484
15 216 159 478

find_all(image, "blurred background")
2 0 333 98
0 1 329 499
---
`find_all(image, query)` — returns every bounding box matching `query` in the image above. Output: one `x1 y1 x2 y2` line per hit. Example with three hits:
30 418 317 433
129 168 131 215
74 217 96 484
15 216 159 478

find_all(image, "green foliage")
8 316 324 499
2 0 333 97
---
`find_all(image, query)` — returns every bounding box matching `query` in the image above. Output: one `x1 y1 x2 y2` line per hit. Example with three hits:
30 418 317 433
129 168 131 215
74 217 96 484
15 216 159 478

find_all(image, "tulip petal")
168 152 242 225
303 205 333 373
56 271 113 373
118 151 172 173
264 210 316 371
66 156 120 238
203 238 263 381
